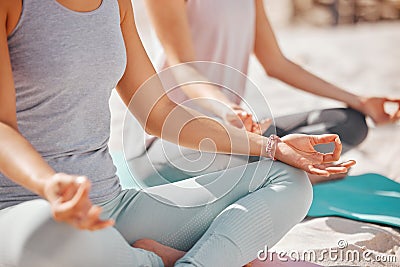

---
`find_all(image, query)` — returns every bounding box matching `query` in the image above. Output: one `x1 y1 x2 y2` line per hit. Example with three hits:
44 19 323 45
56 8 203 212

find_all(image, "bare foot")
132 239 185 267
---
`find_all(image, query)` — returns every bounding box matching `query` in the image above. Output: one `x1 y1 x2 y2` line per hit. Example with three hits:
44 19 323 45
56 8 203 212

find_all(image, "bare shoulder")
1 0 22 35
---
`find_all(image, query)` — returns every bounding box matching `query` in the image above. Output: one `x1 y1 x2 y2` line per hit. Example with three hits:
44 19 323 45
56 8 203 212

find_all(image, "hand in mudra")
275 134 356 177
225 106 272 135
44 174 114 231
359 97 400 125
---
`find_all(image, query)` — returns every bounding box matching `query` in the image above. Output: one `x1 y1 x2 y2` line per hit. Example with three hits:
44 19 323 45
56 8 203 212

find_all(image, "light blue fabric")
308 173 400 227
0 160 312 267
111 151 139 189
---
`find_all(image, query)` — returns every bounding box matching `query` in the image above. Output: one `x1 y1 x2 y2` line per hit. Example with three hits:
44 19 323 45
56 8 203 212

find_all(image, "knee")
334 108 369 146
0 203 65 267
288 166 313 215
272 162 313 220
346 108 368 146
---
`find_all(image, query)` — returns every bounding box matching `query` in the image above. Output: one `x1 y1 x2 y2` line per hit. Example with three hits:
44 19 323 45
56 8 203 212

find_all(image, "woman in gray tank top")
0 0 353 266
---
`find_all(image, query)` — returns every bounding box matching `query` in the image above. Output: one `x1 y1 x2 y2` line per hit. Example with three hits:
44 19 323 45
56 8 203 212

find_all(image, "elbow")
0 121 19 134
142 115 162 137
142 101 175 138
133 93 178 139
144 124 160 138
263 57 289 79
264 66 280 79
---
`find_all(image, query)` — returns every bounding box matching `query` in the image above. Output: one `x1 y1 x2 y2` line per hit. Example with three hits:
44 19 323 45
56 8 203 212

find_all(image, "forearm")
145 101 269 158
169 64 239 117
0 122 55 198
268 58 363 110
253 0 362 110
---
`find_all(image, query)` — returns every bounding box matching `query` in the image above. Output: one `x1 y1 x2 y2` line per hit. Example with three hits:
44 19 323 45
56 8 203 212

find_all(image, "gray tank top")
1 0 127 209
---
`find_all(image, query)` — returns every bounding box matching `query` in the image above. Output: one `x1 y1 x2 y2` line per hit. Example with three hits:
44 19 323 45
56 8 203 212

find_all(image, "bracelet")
265 134 279 160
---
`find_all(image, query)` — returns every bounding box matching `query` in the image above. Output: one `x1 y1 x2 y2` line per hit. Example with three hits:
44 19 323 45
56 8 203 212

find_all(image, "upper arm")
254 0 286 73
0 3 18 130
116 0 176 129
144 0 196 64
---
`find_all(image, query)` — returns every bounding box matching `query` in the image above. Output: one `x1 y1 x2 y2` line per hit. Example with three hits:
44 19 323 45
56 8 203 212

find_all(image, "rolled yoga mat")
307 173 400 227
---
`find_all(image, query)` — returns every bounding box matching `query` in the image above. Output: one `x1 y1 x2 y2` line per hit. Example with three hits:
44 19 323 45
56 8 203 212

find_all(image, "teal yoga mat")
307 173 400 227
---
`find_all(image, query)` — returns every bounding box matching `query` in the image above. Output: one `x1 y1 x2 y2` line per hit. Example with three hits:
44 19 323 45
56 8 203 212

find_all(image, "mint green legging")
0 160 312 267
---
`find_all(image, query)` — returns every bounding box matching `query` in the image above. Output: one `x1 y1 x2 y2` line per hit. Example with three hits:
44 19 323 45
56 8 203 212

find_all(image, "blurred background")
275 0 400 26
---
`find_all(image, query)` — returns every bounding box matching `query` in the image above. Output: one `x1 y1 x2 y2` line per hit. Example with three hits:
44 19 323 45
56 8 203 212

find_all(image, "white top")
158 0 256 105
125 0 256 159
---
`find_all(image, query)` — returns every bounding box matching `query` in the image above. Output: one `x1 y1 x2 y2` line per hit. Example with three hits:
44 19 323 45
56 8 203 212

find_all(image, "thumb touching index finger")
57 179 91 214
312 134 340 145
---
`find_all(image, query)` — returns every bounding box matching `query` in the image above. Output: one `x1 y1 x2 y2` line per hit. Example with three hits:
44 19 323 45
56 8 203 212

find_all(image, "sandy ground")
109 6 400 266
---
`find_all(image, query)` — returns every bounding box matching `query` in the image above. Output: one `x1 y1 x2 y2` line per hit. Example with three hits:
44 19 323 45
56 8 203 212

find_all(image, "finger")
83 206 114 230
307 165 330 177
242 113 253 132
45 173 76 202
382 98 400 122
68 180 90 211
52 189 87 222
227 115 244 129
324 166 348 174
259 118 272 134
390 110 400 122
314 160 356 175
236 111 249 121
337 160 356 168
78 205 103 230
384 98 400 104
311 134 340 145
374 114 392 125
73 218 113 231
251 123 262 135
55 179 90 216
60 182 80 202
395 112 400 122
322 137 342 163
87 219 115 231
